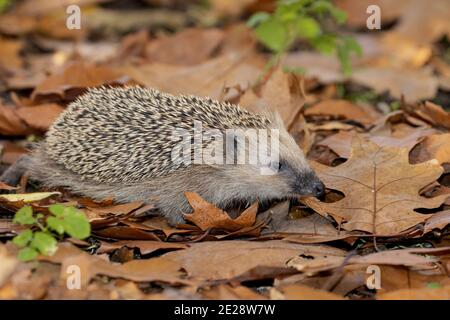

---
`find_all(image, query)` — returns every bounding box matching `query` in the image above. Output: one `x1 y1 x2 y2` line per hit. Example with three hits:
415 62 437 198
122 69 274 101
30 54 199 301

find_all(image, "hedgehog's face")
220 116 324 201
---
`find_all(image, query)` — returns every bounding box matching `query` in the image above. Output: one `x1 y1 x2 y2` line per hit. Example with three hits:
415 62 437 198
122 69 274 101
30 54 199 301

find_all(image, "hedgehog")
1 87 324 225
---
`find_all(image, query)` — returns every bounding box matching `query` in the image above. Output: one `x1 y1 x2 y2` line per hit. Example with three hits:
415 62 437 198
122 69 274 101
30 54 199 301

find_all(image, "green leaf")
311 34 336 54
309 0 332 13
13 206 36 225
62 208 91 239
296 17 321 39
46 216 65 235
330 7 347 24
343 36 363 56
337 44 352 76
246 12 270 27
254 18 288 52
12 229 34 248
426 282 442 289
17 247 38 262
49 204 65 217
30 231 58 256
0 0 10 13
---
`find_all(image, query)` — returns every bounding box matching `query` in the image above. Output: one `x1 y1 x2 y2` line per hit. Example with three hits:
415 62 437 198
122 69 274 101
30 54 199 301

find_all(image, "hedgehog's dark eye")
277 162 283 171
270 161 283 171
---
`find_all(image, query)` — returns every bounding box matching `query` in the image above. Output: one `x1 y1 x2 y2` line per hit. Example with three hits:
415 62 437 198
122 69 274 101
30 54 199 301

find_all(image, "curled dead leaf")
183 192 258 232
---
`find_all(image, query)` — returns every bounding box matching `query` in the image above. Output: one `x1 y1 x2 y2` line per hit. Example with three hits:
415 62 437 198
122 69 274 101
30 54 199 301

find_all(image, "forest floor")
0 0 449 300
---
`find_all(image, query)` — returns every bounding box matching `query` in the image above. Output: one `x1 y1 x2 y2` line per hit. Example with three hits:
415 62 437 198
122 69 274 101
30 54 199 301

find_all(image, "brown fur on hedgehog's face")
218 116 325 202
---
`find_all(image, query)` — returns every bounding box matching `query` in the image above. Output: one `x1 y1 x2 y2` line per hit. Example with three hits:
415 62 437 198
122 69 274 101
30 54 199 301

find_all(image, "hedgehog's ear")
266 112 285 129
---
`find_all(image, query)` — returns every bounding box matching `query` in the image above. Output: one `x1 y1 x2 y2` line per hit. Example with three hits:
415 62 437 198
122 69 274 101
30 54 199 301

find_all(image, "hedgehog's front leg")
0 155 31 186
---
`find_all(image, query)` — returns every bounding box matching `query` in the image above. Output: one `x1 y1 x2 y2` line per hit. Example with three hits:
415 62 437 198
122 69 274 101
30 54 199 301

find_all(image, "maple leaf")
303 136 448 235
183 192 258 231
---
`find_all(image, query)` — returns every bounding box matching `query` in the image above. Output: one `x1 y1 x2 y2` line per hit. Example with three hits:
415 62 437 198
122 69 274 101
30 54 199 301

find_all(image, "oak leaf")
303 136 448 235
183 192 257 231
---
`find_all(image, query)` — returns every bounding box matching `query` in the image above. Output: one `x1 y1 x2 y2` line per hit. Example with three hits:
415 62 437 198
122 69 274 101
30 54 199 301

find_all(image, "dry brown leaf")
239 68 305 128
409 102 450 130
378 265 450 294
31 62 130 103
209 0 258 17
15 103 64 131
145 28 225 65
40 243 187 285
162 240 345 281
319 128 434 159
0 38 23 71
258 201 353 243
411 133 450 164
202 284 267 300
85 201 144 217
0 246 17 287
304 135 447 235
351 67 438 103
389 0 450 45
0 101 35 136
93 226 161 241
424 210 450 233
271 284 345 300
122 51 263 100
305 100 380 126
377 286 450 300
97 240 188 255
184 192 257 231
288 247 449 275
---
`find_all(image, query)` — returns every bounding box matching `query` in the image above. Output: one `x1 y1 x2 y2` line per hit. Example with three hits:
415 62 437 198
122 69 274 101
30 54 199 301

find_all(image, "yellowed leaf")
0 192 61 203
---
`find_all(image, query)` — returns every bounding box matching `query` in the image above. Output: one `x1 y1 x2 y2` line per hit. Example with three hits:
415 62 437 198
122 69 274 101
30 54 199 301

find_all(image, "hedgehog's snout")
310 179 325 197
291 170 325 198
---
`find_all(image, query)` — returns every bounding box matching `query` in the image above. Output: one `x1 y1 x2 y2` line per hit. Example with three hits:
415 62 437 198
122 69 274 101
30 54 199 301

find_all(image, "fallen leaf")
202 284 267 300
304 136 447 235
424 210 450 233
0 192 61 203
0 38 23 71
388 0 450 45
305 100 380 126
40 243 187 285
407 102 450 130
97 240 188 255
258 201 352 243
0 245 17 287
411 133 450 164
239 67 305 128
351 67 438 103
377 265 450 294
0 182 18 191
184 192 258 232
85 202 144 216
15 103 64 131
162 240 345 281
93 226 161 241
145 28 225 65
287 247 449 275
271 284 345 300
122 51 263 100
377 286 450 300
0 101 36 136
31 62 130 103
319 128 434 159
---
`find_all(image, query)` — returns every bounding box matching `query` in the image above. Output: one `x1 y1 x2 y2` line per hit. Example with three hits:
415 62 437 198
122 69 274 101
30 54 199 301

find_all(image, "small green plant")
12 204 91 261
0 0 11 13
247 0 362 75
